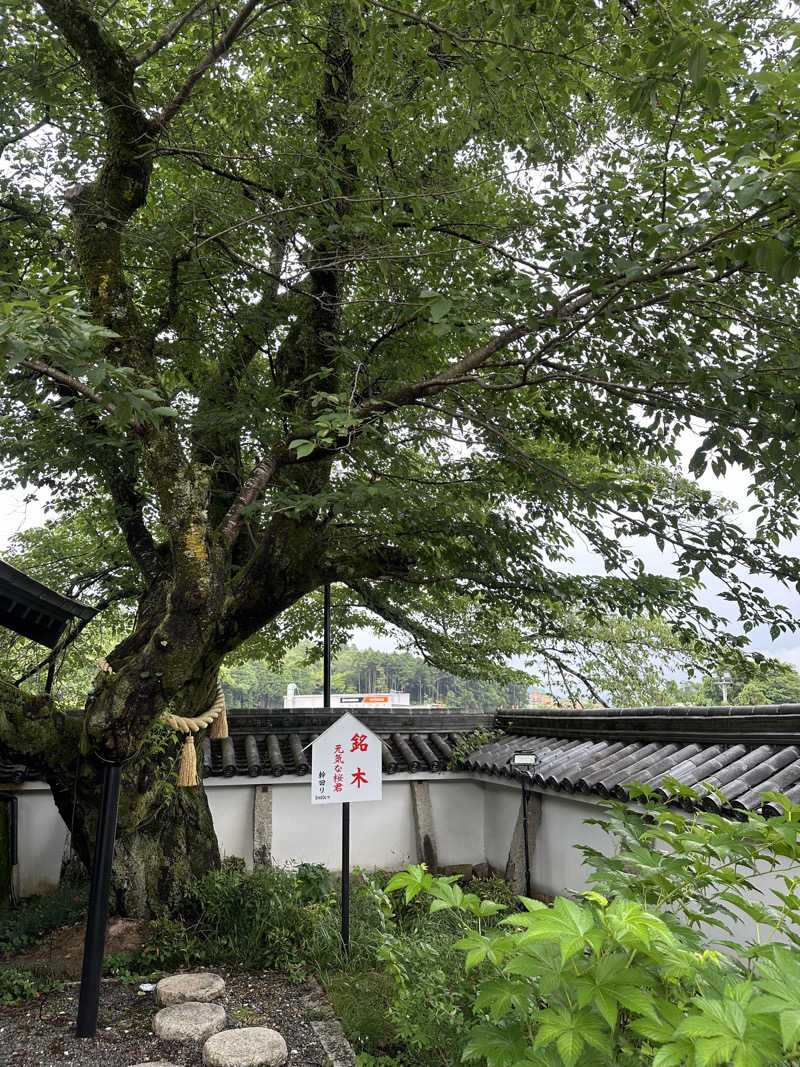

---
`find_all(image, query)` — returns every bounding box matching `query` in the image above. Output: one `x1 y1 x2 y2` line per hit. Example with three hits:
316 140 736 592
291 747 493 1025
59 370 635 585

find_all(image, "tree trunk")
0 675 221 918
48 732 220 916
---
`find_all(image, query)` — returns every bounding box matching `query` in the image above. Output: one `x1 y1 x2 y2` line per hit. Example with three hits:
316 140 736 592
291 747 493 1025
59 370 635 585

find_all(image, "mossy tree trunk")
0 669 227 916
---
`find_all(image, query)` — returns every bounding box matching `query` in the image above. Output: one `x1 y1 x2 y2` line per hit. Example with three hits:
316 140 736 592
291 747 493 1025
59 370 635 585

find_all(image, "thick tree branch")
0 676 70 778
155 146 284 198
346 580 462 667
158 0 267 126
152 248 192 337
216 200 789 551
0 192 50 227
21 358 145 436
38 0 142 115
18 360 164 580
214 2 359 548
134 0 216 66
357 322 531 415
218 453 287 545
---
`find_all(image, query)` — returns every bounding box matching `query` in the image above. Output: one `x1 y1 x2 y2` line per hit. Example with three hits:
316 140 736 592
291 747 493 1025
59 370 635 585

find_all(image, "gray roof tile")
9 703 800 820
464 705 800 815
200 710 495 778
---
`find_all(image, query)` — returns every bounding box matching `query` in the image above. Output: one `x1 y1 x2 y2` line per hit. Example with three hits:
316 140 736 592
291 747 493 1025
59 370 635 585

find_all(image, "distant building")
528 686 556 708
283 683 410 709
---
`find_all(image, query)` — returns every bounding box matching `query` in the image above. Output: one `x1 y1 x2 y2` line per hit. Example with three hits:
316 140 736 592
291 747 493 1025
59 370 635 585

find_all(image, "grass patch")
323 968 398 1054
0 882 89 956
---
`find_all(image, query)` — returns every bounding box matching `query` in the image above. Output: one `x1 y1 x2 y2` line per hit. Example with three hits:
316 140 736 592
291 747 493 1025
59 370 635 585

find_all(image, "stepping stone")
202 1026 288 1067
156 971 226 1006
153 1000 227 1042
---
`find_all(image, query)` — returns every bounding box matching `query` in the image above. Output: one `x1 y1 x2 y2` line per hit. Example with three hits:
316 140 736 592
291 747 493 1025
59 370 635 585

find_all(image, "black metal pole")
323 584 331 708
341 801 350 955
324 584 350 954
521 778 532 898
76 761 122 1038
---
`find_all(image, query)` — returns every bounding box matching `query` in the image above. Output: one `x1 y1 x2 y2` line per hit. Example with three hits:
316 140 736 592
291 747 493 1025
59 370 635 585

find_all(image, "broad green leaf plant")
385 790 800 1066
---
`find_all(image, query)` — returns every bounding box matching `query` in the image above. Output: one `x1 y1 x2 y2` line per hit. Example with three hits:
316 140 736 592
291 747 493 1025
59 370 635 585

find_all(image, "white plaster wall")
428 778 486 866
205 784 254 867
17 774 798 960
16 786 68 897
518 790 800 953
531 793 610 898
267 779 417 871
482 781 524 872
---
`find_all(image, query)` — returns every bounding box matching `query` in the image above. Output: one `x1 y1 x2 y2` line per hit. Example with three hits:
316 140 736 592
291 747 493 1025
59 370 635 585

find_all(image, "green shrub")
0 965 65 1002
460 874 520 916
383 789 800 1067
121 859 386 981
176 860 335 977
580 782 800 957
132 915 208 973
379 925 476 1065
325 969 398 1052
355 1054 420 1067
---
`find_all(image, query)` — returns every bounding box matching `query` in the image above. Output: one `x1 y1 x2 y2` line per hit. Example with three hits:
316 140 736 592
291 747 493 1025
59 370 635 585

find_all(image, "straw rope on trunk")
95 658 228 786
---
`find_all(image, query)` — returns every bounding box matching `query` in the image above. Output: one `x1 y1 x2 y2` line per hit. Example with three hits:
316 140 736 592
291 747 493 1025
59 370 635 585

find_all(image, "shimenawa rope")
95 658 228 786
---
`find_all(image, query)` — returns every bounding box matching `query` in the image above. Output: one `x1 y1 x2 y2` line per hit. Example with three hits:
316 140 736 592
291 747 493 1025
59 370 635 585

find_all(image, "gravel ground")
0 967 341 1067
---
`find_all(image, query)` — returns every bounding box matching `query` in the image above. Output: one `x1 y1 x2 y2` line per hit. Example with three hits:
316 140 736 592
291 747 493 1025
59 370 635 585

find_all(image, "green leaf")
689 41 708 84
780 1008 800 1050
289 439 315 458
653 1043 693 1067
428 296 452 323
704 77 721 109
555 1029 584 1067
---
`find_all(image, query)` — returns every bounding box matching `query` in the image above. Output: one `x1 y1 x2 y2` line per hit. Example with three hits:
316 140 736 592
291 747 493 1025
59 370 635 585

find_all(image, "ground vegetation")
3 791 798 1066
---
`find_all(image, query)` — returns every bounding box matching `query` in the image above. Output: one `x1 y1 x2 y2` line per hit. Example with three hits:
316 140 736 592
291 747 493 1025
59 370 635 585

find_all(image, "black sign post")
323 584 351 956
324 583 331 707
76 760 122 1037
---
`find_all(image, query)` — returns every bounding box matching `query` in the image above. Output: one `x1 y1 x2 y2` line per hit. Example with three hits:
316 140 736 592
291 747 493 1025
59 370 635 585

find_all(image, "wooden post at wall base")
76 761 122 1038
253 785 272 867
521 780 532 897
410 780 439 873
504 785 542 894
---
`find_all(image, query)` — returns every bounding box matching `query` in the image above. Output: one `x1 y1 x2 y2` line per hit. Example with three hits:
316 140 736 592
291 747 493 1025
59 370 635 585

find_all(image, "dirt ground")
2 918 150 980
0 926 349 1066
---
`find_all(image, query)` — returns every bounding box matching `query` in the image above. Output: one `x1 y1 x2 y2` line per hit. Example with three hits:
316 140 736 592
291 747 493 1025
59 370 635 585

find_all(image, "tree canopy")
691 660 800 705
2 0 800 910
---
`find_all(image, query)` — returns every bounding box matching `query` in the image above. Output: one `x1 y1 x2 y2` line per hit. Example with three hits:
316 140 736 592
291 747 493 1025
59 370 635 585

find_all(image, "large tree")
2 0 800 913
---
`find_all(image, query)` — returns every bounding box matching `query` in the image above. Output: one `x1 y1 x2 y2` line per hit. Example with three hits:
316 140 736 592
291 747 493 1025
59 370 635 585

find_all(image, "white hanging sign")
310 712 382 804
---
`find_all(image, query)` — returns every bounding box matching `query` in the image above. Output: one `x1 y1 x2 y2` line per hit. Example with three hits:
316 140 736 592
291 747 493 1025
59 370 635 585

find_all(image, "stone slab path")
147 973 301 1067
202 1026 288 1066
153 999 228 1043
157 972 226 1007
0 965 352 1066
